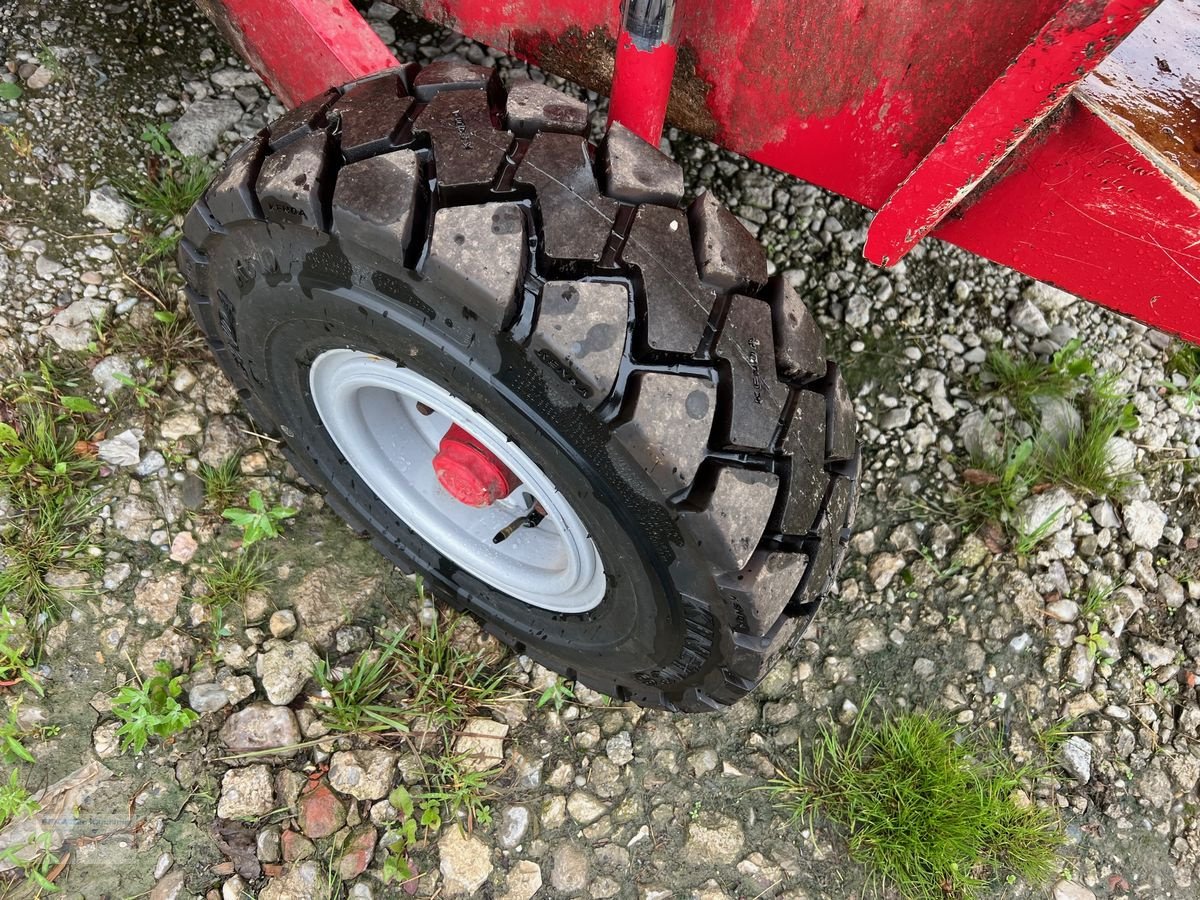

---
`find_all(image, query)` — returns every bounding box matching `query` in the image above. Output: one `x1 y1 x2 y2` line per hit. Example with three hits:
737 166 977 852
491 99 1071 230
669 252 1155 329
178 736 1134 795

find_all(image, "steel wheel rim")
308 349 607 613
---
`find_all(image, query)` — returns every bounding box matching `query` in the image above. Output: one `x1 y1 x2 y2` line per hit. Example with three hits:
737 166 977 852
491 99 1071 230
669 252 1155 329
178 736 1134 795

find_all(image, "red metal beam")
194 0 398 108
863 0 1162 266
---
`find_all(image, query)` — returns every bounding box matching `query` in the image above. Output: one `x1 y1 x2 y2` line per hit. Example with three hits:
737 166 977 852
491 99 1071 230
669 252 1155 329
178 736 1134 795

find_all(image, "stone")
188 682 231 714
1045 599 1079 623
160 411 203 440
84 185 133 230
134 573 185 625
452 717 508 772
1059 736 1092 784
219 703 302 753
25 65 54 90
500 859 542 900
137 630 196 674
549 843 590 894
849 620 888 656
292 565 382 649
170 98 244 157
567 791 607 825
337 825 377 880
1051 881 1096 900
198 415 248 467
256 641 319 706
867 553 905 590
168 532 198 564
281 829 316 863
269 609 297 638
96 429 142 466
257 826 282 863
93 721 120 758
497 805 530 849
217 764 275 819
328 749 397 800
92 355 134 394
1033 395 1081 449
222 875 248 900
1015 487 1074 538
438 826 493 896
958 411 1001 462
1122 500 1166 549
46 297 107 351
1134 639 1175 669
684 813 744 865
298 780 345 838
149 870 186 900
259 861 326 900
605 731 634 766
1009 297 1050 337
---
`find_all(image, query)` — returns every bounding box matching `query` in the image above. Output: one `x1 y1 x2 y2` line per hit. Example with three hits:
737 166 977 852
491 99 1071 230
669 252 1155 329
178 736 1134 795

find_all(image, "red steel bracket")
194 0 398 108
864 0 1162 266
608 0 679 146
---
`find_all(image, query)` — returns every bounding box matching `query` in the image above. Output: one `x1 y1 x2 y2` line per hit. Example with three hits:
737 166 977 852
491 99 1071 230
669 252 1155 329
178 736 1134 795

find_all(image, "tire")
177 62 859 712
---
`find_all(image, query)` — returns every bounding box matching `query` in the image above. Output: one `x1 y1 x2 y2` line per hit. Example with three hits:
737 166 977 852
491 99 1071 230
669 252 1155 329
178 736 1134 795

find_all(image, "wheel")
177 62 859 712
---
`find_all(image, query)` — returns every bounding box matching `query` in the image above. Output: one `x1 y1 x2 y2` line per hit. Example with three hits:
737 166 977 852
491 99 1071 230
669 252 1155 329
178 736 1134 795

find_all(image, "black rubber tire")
177 62 859 712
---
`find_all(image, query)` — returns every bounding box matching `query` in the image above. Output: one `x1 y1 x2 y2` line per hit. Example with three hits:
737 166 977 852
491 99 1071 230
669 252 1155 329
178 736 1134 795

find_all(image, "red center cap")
433 424 518 507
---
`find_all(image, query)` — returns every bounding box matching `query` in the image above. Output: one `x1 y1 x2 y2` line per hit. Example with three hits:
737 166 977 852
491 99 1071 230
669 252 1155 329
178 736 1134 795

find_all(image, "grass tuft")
198 455 243 509
770 707 1062 900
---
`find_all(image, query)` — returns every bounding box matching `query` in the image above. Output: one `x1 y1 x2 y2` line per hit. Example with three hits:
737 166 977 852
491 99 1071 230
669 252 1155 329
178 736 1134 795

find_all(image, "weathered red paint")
864 0 1162 266
194 0 398 107
608 31 677 146
197 0 1200 344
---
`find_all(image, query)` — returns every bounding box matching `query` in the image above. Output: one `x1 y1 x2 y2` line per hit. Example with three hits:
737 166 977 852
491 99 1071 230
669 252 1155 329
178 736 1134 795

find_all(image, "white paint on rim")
308 348 606 613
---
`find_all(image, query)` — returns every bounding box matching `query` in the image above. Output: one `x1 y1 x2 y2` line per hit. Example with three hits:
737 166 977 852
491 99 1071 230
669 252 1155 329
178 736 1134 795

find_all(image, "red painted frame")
193 0 1200 345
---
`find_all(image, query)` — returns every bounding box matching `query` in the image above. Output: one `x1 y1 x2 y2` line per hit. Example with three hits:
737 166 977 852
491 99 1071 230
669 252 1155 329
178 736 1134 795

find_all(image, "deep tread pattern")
718 295 788 449
530 281 628 407
599 122 685 207
330 71 414 161
424 203 526 329
180 64 859 711
516 133 617 262
622 205 717 353
682 467 778 572
268 87 339 151
332 150 423 262
689 191 768 291
615 373 716 494
771 277 828 383
421 91 512 190
256 130 332 230
505 79 589 137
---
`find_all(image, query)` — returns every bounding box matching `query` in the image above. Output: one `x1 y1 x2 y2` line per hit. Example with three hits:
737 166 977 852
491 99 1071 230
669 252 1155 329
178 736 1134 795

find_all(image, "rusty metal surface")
1077 0 1200 199
864 0 1163 266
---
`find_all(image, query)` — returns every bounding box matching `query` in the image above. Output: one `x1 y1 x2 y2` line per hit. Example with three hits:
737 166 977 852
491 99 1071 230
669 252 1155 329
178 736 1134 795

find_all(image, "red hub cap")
433 423 519 507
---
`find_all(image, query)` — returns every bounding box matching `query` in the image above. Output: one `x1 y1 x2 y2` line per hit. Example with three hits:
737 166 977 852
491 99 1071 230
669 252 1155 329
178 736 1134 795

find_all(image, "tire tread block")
683 467 778 573
331 73 414 160
412 61 498 100
779 390 829 534
616 373 714 494
599 122 684 207
719 549 810 635
623 205 717 353
422 91 511 190
718 295 787 449
826 364 856 461
771 278 828 383
531 281 628 408
794 475 854 606
256 130 332 230
204 134 267 226
332 150 423 261
505 79 589 137
269 87 339 151
425 202 526 329
689 191 768 291
518 133 617 262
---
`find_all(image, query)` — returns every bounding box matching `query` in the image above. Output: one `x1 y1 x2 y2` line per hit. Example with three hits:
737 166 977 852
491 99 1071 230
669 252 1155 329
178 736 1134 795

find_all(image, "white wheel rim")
309 349 606 613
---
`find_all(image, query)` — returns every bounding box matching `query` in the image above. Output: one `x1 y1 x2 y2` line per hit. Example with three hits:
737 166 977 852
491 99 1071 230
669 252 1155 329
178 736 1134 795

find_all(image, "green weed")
0 609 40 695
313 630 411 735
536 677 575 714
117 123 213 261
111 661 198 753
222 490 297 546
769 707 1062 900
199 455 243 509
197 548 274 648
419 752 498 831
0 704 35 765
1073 619 1111 663
985 339 1093 419
0 770 37 829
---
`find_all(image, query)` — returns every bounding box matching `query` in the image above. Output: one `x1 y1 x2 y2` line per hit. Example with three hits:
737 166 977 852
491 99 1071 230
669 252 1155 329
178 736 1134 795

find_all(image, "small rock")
867 552 905 590
219 703 302 753
1045 599 1079 623
605 731 634 766
134 573 185 626
567 791 607 825
452 717 508 772
222 875 248 900
218 764 276 819
169 98 244 157
160 411 203 440
328 749 397 800
93 721 120 758
269 609 297 638
1134 638 1175 669
438 826 493 896
259 861 325 900
188 682 231 714
1122 500 1166 549
497 805 530 849
257 825 282 863
256 641 319 706
149 870 186 900
550 843 590 894
1051 880 1096 900
45 297 107 351
1010 297 1050 337
1059 736 1092 784
337 825 377 880
298 781 345 839
1015 487 1074 538
92 355 133 394
684 813 744 865
500 859 542 900
97 429 143 467
169 531 198 564
25 65 54 90
850 620 888 656
84 185 133 230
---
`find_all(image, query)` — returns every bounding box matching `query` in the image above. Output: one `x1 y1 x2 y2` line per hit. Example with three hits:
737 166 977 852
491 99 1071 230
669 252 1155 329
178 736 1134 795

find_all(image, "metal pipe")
608 0 679 145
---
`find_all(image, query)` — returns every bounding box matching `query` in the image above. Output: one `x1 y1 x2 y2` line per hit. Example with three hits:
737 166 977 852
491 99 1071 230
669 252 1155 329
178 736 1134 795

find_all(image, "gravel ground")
2 1 1199 898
